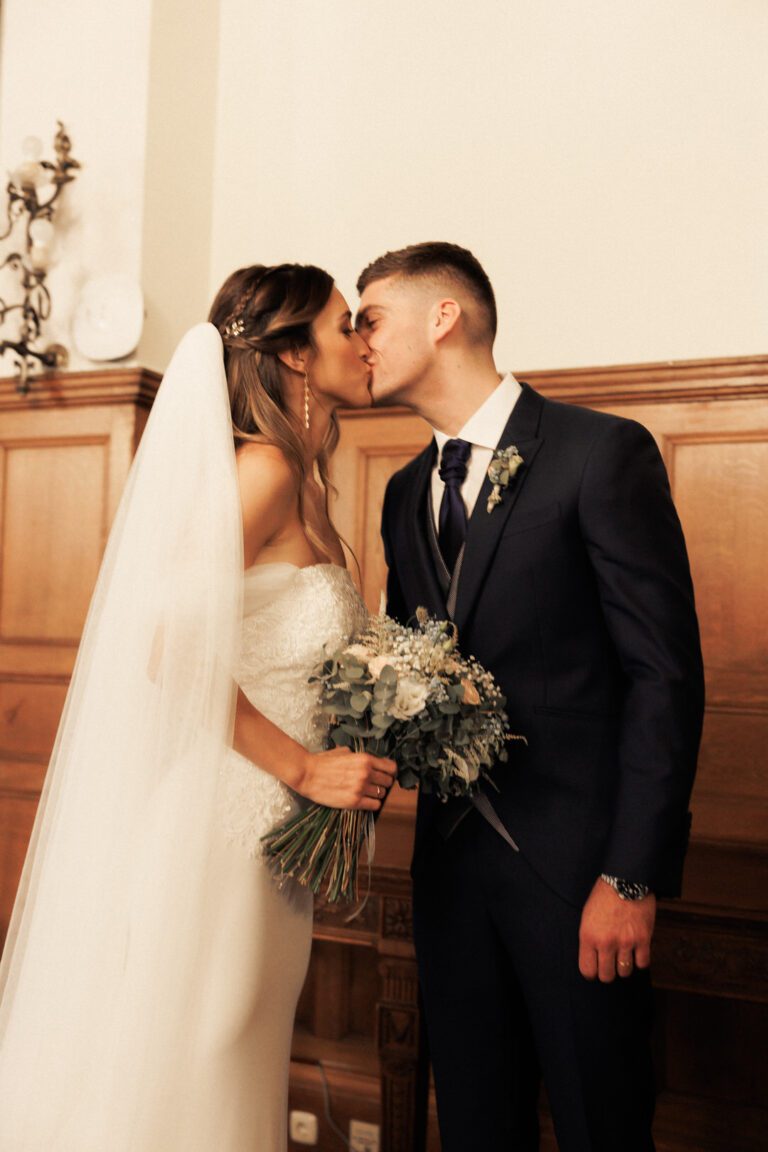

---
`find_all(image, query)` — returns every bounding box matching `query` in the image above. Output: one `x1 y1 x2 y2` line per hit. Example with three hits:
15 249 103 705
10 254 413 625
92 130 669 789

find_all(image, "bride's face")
306 286 372 410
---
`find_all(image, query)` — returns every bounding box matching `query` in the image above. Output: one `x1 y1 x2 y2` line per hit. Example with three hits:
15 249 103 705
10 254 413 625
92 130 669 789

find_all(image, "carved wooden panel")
381 896 414 943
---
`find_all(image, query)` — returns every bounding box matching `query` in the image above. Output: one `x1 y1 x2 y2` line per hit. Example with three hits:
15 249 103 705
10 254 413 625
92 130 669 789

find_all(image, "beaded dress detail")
219 562 369 857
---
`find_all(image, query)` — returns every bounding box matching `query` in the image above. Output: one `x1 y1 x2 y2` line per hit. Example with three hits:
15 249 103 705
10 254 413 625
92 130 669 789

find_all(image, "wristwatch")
600 874 650 901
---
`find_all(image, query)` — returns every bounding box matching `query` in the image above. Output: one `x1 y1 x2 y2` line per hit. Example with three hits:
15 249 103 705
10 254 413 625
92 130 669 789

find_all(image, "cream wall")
137 0 219 368
0 0 218 374
0 0 153 370
1 1 766 374
211 0 768 371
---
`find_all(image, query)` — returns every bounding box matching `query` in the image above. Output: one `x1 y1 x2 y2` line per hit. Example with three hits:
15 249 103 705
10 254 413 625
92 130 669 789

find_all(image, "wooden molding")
0 366 161 412
338 353 768 418
519 353 768 405
3 350 764 419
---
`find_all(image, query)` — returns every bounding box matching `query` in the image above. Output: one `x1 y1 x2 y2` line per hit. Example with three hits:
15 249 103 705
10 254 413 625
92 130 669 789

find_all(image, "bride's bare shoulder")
236 441 296 494
236 442 298 559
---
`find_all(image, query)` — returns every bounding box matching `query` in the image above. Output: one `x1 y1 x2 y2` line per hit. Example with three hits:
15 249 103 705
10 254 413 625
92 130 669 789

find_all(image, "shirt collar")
433 372 522 456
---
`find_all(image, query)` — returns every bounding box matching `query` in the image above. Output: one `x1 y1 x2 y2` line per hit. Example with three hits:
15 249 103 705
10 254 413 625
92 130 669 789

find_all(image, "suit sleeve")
381 477 409 627
578 418 705 895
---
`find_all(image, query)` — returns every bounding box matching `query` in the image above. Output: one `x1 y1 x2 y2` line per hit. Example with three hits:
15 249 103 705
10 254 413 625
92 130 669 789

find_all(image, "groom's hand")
578 878 656 983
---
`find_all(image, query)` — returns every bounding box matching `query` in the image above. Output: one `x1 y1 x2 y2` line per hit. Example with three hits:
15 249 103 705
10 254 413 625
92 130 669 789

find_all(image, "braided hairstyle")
209 263 342 557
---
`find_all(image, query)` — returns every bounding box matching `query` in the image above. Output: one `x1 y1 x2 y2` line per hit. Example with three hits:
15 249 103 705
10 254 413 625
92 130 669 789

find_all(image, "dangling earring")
303 371 310 430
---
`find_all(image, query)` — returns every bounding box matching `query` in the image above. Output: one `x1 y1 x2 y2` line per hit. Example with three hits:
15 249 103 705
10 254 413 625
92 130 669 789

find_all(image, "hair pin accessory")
223 316 245 338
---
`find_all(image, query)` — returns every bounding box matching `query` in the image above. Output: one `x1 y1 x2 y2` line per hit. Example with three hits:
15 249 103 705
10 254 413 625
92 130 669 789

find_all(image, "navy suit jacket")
381 383 705 905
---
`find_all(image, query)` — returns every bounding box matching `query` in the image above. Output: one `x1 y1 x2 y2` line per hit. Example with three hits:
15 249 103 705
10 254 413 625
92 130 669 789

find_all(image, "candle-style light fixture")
0 122 80 393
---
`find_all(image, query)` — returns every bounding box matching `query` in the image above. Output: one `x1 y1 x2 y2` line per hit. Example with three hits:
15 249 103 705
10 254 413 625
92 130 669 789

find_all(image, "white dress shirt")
430 372 523 530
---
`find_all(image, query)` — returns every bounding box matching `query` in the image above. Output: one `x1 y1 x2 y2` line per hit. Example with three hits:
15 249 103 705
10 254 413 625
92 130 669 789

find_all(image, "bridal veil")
0 323 244 1148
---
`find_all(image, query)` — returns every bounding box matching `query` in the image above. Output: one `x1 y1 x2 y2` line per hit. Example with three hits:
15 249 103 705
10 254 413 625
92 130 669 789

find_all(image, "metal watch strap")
600 873 650 901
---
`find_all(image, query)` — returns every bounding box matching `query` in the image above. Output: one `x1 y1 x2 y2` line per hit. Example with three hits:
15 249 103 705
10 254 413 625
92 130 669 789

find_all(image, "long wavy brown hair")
208 263 342 560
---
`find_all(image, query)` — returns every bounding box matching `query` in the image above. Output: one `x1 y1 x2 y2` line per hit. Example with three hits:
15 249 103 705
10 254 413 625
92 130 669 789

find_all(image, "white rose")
391 678 429 720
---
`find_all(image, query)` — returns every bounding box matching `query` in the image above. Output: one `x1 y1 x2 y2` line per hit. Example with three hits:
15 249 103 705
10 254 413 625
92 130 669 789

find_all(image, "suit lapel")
405 440 449 619
453 383 545 635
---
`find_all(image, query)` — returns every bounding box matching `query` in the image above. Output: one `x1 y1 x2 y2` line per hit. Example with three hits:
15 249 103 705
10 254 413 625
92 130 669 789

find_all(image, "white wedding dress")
182 561 369 1151
0 324 370 1151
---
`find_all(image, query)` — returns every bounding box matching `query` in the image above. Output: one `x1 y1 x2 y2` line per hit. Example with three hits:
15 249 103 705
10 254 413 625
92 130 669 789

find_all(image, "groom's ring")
376 785 383 798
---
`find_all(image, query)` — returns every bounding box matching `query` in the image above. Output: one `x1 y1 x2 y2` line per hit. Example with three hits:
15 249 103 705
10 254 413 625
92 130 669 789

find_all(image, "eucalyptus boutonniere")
486 445 524 513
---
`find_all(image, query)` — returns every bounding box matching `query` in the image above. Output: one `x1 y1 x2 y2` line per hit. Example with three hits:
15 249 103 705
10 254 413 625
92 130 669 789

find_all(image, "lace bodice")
220 562 369 857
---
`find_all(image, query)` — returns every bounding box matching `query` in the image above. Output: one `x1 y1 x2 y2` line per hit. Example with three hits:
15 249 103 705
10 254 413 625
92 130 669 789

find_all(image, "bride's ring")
617 959 633 970
376 785 383 798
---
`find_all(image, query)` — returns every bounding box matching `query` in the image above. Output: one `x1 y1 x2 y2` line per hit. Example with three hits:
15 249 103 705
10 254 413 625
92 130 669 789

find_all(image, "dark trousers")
412 811 656 1152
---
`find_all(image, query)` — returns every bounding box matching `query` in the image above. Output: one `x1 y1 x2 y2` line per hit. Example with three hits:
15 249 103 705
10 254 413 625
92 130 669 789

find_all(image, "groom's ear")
431 297 462 345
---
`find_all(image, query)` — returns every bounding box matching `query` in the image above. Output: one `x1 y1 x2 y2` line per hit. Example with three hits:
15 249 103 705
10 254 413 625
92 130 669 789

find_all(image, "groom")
356 243 704 1152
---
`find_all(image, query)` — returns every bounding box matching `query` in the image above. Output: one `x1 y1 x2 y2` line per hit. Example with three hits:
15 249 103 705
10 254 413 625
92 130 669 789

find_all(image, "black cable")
292 1055 350 1148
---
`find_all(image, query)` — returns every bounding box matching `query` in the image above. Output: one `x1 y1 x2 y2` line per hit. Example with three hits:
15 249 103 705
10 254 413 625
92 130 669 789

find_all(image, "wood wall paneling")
1 438 109 645
330 409 432 613
0 368 159 948
1 357 767 1152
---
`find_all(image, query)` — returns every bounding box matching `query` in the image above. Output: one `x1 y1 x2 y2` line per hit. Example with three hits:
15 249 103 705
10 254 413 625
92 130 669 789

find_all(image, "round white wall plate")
72 274 145 361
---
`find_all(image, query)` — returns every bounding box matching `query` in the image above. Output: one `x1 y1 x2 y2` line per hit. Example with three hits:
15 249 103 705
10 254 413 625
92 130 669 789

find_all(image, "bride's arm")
232 445 395 810
234 690 393 811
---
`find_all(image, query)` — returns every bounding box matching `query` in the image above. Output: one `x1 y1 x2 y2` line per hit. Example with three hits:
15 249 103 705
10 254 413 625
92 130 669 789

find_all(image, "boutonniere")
486 445 524 513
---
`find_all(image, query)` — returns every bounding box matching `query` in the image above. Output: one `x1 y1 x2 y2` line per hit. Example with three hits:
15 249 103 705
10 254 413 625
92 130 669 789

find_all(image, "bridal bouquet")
262 608 516 903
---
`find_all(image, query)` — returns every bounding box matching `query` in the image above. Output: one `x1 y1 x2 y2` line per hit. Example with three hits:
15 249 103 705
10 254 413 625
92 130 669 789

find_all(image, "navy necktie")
438 438 472 573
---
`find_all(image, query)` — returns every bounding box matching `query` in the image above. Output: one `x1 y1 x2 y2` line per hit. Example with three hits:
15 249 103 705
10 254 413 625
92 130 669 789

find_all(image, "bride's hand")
296 748 397 810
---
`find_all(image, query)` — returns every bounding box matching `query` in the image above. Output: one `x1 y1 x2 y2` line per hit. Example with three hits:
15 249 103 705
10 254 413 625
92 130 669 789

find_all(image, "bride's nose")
353 331 370 358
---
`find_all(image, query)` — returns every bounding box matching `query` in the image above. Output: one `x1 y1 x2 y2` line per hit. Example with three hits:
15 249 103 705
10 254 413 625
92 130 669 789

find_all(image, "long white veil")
0 323 244 1149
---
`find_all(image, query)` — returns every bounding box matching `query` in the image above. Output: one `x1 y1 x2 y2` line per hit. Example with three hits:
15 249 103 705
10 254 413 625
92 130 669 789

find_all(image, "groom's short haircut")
357 242 497 345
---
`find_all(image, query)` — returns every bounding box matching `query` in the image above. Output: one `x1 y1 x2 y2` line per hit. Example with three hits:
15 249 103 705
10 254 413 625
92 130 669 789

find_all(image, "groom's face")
356 276 434 406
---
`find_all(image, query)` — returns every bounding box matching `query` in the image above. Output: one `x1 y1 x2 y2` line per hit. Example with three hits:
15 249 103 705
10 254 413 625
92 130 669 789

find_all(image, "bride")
0 263 396 1150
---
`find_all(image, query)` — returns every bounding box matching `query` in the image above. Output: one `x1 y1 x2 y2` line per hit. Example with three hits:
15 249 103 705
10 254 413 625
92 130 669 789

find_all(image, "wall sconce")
0 122 80 393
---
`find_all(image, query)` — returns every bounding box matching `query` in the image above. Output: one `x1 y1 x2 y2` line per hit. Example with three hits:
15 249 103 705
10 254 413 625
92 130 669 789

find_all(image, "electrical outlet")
289 1110 318 1145
349 1119 380 1152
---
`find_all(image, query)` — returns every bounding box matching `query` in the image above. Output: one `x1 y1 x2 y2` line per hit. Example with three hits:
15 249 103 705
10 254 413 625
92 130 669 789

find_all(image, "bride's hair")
209 263 341 559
